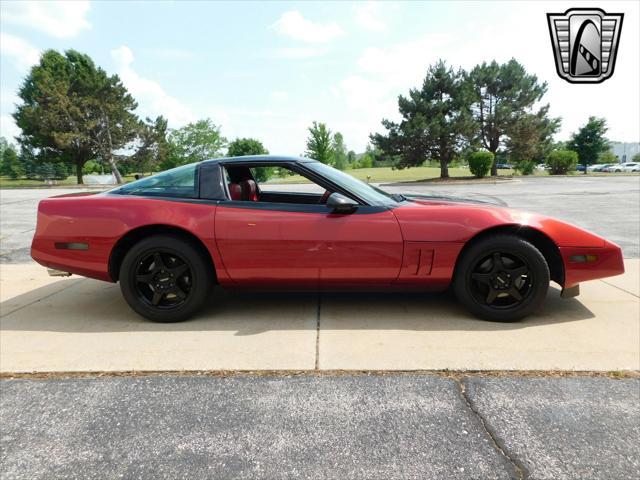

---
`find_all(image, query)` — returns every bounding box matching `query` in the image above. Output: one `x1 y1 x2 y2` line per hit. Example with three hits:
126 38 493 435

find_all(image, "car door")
214 164 403 287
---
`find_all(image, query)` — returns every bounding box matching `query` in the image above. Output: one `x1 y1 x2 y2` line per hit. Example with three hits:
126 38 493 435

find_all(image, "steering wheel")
319 190 331 204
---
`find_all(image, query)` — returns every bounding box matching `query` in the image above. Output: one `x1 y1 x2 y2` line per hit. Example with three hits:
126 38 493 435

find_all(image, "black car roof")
201 155 317 165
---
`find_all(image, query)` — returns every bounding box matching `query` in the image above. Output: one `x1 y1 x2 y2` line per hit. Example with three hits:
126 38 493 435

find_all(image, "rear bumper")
560 240 625 289
31 238 113 282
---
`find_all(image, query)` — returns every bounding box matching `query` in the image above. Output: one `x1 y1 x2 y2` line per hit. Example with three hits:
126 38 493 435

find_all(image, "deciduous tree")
163 119 227 169
227 137 268 157
228 137 272 181
305 122 334 165
13 50 138 184
332 132 348 170
0 139 24 179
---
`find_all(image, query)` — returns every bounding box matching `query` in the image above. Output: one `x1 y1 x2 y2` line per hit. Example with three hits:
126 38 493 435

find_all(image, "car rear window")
113 163 198 198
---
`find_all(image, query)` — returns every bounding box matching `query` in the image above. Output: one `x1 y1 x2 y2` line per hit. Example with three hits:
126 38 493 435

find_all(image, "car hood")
391 197 607 248
402 192 508 207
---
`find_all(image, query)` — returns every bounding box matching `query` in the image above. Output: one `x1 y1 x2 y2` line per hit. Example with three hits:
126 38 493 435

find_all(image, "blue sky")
1 1 638 154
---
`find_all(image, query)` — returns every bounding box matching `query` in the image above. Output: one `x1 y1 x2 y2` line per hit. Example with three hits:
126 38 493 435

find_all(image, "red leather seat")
240 179 258 201
228 183 242 201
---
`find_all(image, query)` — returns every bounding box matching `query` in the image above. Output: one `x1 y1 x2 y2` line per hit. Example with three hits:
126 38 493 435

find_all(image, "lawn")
267 166 515 184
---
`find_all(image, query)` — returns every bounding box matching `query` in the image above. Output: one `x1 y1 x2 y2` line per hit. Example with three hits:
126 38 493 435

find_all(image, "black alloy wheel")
468 251 533 308
120 235 213 322
134 251 192 308
453 234 550 322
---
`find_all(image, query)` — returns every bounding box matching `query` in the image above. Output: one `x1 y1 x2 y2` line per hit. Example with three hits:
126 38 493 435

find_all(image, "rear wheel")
453 235 550 322
120 235 213 322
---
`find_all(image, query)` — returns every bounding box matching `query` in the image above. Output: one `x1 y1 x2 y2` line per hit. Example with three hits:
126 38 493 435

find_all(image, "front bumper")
560 240 625 289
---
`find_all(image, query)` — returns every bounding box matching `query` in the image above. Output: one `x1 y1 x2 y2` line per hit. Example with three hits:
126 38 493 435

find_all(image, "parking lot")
1 175 639 374
1 175 639 263
1 175 639 479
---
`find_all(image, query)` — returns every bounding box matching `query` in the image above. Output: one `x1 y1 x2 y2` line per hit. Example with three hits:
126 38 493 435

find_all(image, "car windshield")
303 161 403 206
112 163 198 198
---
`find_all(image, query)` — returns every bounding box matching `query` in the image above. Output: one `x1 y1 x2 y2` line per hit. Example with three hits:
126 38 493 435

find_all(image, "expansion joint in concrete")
314 293 321 370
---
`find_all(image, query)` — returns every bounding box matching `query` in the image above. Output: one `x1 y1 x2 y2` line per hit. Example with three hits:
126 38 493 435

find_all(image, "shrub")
468 151 494 178
546 150 578 175
356 154 373 169
513 160 535 175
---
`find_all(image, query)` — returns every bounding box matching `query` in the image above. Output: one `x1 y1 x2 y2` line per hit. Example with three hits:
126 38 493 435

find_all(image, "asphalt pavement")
1 374 638 480
1 176 638 479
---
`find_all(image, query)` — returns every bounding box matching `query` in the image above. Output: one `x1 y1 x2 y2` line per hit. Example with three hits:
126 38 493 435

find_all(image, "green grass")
267 166 515 184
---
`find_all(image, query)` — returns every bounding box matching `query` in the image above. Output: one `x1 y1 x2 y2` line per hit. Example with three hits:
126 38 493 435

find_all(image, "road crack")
456 377 528 480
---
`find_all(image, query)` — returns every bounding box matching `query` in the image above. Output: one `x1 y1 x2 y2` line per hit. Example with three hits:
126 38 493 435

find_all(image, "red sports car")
31 156 624 323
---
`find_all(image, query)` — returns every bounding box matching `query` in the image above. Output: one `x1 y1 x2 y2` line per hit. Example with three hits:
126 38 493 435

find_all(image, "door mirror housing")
326 192 358 214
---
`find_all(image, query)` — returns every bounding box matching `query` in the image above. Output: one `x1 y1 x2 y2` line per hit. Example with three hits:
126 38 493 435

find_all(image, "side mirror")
326 192 358 214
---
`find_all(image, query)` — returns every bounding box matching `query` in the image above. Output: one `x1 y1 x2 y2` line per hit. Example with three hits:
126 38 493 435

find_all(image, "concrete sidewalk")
1 261 638 373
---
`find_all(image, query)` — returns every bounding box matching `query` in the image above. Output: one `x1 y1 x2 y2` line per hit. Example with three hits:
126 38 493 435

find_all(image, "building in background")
610 142 640 162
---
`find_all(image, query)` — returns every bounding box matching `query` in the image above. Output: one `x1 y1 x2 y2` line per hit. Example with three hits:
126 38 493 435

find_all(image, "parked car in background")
535 164 547 171
589 164 615 172
496 163 513 169
576 164 586 172
604 163 639 172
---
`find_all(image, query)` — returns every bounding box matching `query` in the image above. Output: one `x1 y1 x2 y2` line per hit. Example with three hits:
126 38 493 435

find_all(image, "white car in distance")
622 162 640 172
603 162 639 172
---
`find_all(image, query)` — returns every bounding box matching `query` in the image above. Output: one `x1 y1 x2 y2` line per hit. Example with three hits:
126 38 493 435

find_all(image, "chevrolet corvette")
31 156 624 323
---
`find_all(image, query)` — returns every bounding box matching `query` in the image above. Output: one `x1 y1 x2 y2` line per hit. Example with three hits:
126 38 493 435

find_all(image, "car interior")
223 164 333 205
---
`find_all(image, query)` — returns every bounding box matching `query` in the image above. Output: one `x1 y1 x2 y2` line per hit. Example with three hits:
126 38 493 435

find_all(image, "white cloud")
354 2 386 32
356 33 453 86
0 33 40 70
110 45 195 126
271 10 344 43
333 32 455 147
1 1 91 38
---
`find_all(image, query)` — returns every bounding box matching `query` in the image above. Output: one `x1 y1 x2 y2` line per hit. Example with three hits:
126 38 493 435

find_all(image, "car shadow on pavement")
0 277 595 335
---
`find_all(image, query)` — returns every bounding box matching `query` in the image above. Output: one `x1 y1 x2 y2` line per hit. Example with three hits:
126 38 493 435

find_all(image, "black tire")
119 234 213 322
453 234 550 322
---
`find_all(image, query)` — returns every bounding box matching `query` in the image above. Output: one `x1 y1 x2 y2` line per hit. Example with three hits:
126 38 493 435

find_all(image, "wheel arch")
454 224 564 286
108 224 217 283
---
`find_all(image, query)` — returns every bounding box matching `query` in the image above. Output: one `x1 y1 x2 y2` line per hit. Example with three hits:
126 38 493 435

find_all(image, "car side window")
250 166 325 195
222 163 328 204
113 163 198 198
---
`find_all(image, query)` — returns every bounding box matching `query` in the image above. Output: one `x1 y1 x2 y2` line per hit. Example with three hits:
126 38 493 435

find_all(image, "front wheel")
120 235 213 322
453 235 550 322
